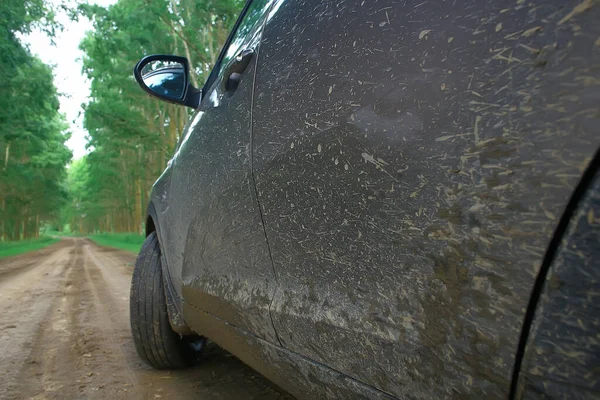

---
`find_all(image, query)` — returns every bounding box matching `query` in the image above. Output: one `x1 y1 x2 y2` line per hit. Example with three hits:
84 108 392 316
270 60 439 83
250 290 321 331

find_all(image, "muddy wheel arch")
512 151 600 399
145 202 193 335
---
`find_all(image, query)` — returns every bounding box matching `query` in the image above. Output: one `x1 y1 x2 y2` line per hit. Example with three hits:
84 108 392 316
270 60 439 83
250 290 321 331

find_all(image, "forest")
1 0 245 241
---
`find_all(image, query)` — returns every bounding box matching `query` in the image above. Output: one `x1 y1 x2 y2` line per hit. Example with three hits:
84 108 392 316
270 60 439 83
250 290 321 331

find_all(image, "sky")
22 0 117 160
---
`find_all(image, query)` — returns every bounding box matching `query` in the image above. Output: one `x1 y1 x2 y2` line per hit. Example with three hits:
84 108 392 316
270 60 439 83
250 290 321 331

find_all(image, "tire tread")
129 232 202 369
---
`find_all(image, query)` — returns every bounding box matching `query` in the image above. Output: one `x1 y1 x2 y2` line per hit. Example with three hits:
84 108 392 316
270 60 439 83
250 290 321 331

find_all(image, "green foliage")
88 233 145 253
0 237 60 258
0 0 58 36
42 228 81 237
2 0 246 239
0 0 72 241
62 157 103 233
68 0 244 234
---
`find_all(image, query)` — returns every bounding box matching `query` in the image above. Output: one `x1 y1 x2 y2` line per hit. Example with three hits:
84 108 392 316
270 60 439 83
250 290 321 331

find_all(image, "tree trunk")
4 142 10 169
170 0 198 87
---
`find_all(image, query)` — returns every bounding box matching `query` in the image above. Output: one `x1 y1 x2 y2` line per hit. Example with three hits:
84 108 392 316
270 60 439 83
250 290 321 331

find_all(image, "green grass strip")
0 237 60 259
88 233 145 254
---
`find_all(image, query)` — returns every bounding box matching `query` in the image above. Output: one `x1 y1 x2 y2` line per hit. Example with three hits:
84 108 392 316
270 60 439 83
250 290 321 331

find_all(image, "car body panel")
250 0 599 398
149 0 280 343
183 302 396 400
516 164 600 399
142 0 600 398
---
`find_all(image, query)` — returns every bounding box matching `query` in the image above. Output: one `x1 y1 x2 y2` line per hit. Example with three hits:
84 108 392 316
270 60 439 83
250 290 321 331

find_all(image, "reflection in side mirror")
133 54 201 109
142 61 186 101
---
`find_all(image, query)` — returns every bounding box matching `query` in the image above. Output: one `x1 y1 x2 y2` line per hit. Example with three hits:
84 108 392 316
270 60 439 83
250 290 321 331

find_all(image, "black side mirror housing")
133 54 201 108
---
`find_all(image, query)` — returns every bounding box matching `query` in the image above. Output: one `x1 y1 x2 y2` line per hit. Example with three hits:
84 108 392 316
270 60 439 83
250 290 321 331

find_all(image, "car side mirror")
133 55 201 108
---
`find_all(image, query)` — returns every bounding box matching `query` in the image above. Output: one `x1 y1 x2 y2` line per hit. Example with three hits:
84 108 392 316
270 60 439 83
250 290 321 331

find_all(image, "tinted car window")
217 0 272 78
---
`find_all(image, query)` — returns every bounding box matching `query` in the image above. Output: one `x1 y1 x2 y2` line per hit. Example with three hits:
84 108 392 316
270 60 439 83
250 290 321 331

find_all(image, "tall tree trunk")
4 142 10 169
134 177 142 234
170 0 198 87
1 198 5 241
21 217 26 240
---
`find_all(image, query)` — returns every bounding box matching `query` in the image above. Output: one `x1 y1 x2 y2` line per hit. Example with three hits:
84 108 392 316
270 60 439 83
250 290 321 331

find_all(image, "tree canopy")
1 0 245 239
66 0 244 234
0 0 71 240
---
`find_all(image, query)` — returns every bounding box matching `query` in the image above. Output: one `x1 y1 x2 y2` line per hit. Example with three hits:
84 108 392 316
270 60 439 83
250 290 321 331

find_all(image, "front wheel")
130 232 205 369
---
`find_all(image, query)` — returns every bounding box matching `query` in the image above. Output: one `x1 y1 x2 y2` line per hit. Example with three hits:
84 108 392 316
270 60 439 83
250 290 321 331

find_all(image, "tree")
71 0 243 234
0 0 71 240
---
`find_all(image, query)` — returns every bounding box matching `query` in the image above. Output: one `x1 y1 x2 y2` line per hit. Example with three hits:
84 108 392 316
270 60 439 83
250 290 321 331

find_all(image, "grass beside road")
88 233 145 254
0 237 60 259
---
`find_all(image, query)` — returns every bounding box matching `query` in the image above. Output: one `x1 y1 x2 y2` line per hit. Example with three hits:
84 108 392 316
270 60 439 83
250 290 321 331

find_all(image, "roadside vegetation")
0 0 71 242
0 237 60 259
65 0 244 234
87 233 145 254
1 0 244 251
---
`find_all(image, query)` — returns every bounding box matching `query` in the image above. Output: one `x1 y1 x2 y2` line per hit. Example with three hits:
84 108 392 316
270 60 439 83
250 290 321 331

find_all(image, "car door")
252 0 599 398
163 0 278 343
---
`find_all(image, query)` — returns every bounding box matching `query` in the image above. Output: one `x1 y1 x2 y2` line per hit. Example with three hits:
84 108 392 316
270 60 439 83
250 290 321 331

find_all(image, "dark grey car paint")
144 0 599 398
249 0 599 398
517 169 600 399
152 0 279 343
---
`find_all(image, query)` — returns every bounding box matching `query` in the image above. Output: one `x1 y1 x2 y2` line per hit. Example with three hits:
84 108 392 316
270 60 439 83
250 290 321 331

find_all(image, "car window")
201 0 273 97
217 0 272 78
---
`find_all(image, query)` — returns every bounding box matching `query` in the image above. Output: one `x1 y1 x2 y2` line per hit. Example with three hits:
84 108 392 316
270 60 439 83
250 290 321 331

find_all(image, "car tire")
130 231 205 369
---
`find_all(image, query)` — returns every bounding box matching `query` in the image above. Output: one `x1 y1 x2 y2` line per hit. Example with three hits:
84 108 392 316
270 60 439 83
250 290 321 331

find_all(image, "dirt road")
0 238 291 400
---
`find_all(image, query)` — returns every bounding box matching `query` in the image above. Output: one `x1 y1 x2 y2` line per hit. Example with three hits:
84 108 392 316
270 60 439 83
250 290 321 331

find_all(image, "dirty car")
129 0 600 398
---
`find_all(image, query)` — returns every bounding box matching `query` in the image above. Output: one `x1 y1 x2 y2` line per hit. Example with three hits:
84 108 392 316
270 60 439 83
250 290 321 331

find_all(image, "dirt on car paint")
0 238 292 400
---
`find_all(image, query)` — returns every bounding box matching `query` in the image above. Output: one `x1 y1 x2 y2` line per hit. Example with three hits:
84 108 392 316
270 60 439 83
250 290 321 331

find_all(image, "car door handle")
223 49 255 92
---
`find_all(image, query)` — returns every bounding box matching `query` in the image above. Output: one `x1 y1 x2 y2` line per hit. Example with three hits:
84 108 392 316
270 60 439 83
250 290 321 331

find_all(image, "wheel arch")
145 201 193 335
511 150 600 398
145 214 156 237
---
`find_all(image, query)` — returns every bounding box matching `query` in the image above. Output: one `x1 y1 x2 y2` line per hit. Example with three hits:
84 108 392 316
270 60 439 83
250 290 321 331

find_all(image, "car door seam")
249 0 283 348
509 148 600 399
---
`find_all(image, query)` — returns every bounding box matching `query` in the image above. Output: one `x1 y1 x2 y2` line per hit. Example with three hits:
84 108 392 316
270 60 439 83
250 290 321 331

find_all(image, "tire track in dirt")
0 241 67 283
15 242 87 399
0 242 75 398
0 238 291 400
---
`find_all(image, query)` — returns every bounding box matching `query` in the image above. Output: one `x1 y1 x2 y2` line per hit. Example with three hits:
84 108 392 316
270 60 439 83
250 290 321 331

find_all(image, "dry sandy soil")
0 238 292 400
